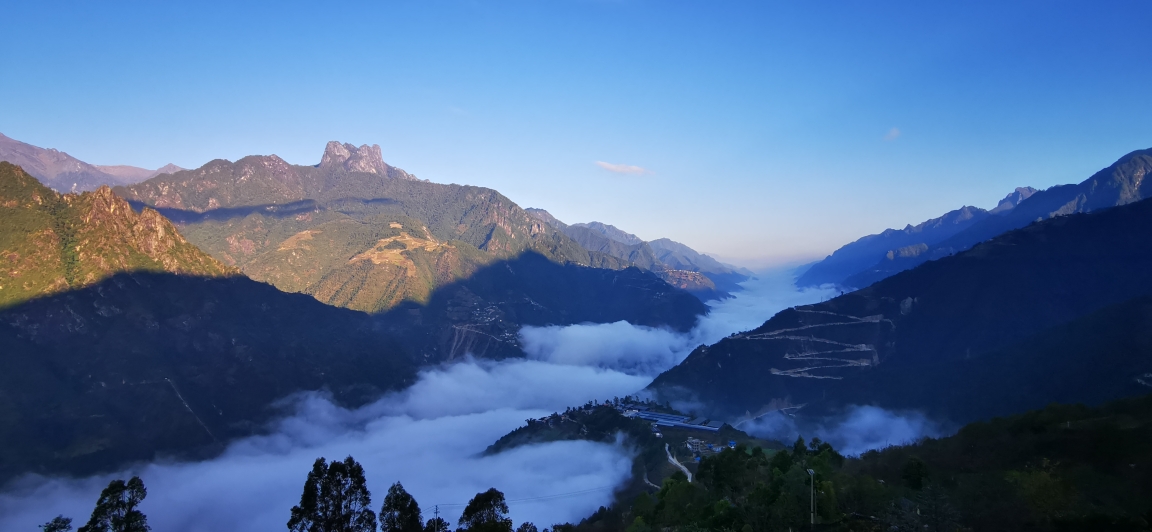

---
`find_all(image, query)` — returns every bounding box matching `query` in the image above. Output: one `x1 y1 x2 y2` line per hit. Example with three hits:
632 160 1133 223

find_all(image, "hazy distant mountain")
526 208 752 298
650 182 1152 425
571 221 645 246
0 132 179 192
843 149 1152 288
116 142 692 312
94 162 185 183
0 162 235 308
797 187 1036 288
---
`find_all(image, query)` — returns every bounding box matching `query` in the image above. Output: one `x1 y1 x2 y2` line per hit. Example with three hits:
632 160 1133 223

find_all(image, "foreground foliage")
562 394 1152 531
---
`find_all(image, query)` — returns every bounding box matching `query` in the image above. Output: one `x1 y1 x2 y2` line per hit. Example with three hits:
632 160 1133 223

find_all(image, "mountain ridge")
0 161 236 308
649 188 1152 425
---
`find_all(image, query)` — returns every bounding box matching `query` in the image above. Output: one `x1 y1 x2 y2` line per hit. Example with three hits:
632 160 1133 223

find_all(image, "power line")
432 485 617 507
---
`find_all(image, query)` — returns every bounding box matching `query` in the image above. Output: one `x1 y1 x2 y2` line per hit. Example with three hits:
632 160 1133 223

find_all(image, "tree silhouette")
514 523 538 532
288 456 377 532
40 515 73 532
380 482 423 532
458 488 513 532
77 477 149 532
423 517 450 532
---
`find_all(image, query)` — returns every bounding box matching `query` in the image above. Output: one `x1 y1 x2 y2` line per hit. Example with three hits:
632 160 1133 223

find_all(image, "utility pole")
807 468 816 529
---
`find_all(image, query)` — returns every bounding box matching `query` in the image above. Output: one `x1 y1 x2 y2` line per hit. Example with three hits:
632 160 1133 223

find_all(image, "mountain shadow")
372 250 708 361
0 250 705 483
649 195 1152 424
0 272 416 482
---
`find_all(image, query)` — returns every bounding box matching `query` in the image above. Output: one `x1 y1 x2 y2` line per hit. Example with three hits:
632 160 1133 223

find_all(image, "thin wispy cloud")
884 127 901 141
595 161 652 175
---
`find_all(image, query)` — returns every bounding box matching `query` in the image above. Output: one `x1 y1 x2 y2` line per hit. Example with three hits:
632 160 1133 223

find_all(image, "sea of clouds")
0 268 938 530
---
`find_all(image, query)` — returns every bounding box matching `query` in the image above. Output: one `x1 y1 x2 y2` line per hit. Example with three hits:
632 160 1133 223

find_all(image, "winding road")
666 443 693 482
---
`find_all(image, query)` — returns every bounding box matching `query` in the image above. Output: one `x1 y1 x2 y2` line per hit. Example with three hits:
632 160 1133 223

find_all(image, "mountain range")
801 148 1152 289
650 147 1152 426
113 142 655 313
0 132 182 192
525 208 753 298
0 137 708 481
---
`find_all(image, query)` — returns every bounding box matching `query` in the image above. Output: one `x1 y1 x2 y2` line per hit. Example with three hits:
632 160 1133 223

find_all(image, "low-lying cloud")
595 161 652 175
1 267 936 530
741 405 945 457
0 359 644 531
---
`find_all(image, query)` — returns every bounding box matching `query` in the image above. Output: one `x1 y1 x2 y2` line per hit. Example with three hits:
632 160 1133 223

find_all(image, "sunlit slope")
0 162 235 308
650 195 1152 422
115 144 635 313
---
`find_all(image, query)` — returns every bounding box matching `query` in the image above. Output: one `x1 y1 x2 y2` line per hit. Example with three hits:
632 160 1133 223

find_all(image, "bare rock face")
319 141 415 180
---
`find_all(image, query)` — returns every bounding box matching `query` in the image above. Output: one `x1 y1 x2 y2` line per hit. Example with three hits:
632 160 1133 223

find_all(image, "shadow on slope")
373 251 708 361
0 272 415 481
650 196 1152 423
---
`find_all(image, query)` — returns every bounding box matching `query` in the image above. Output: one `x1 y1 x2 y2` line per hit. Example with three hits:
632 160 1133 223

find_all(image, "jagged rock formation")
0 162 235 308
318 141 415 180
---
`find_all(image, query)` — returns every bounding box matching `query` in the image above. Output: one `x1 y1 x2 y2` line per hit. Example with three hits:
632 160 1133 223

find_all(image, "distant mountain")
94 163 185 183
649 190 1152 425
526 208 752 298
0 162 235 308
571 221 645 246
797 187 1036 288
0 132 177 191
116 142 640 312
842 148 1152 288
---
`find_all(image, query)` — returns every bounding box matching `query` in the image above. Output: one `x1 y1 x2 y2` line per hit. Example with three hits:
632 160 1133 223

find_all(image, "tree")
41 515 73 532
514 523 538 532
423 517 450 532
77 477 149 532
288 456 377 532
458 488 513 532
380 482 423 532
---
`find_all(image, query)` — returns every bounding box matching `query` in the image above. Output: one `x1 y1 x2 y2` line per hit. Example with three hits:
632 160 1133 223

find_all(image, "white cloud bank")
0 267 938 530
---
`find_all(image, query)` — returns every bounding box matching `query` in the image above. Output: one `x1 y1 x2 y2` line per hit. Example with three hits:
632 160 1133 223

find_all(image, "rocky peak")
319 141 415 180
990 186 1039 214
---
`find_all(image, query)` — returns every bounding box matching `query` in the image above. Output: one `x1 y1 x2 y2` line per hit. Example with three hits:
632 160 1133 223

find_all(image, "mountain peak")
318 141 415 180
989 186 1038 214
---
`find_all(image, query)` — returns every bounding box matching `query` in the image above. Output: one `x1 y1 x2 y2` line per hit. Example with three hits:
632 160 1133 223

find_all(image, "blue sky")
3 1 1151 265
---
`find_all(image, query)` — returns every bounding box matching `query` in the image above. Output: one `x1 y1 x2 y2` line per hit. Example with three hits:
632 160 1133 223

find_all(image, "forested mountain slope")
0 162 235 308
114 142 640 312
649 194 1152 424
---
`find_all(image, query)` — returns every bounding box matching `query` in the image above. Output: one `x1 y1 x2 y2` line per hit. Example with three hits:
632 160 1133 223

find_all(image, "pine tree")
380 482 423 532
288 456 377 532
77 477 149 532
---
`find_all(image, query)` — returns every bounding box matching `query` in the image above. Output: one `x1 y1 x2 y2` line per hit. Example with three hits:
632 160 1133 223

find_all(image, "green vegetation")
289 457 377 532
0 161 235 309
116 157 633 313
652 193 1152 424
554 394 1152 531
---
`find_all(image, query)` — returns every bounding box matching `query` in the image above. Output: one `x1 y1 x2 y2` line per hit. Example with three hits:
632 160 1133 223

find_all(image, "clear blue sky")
3 1 1151 265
